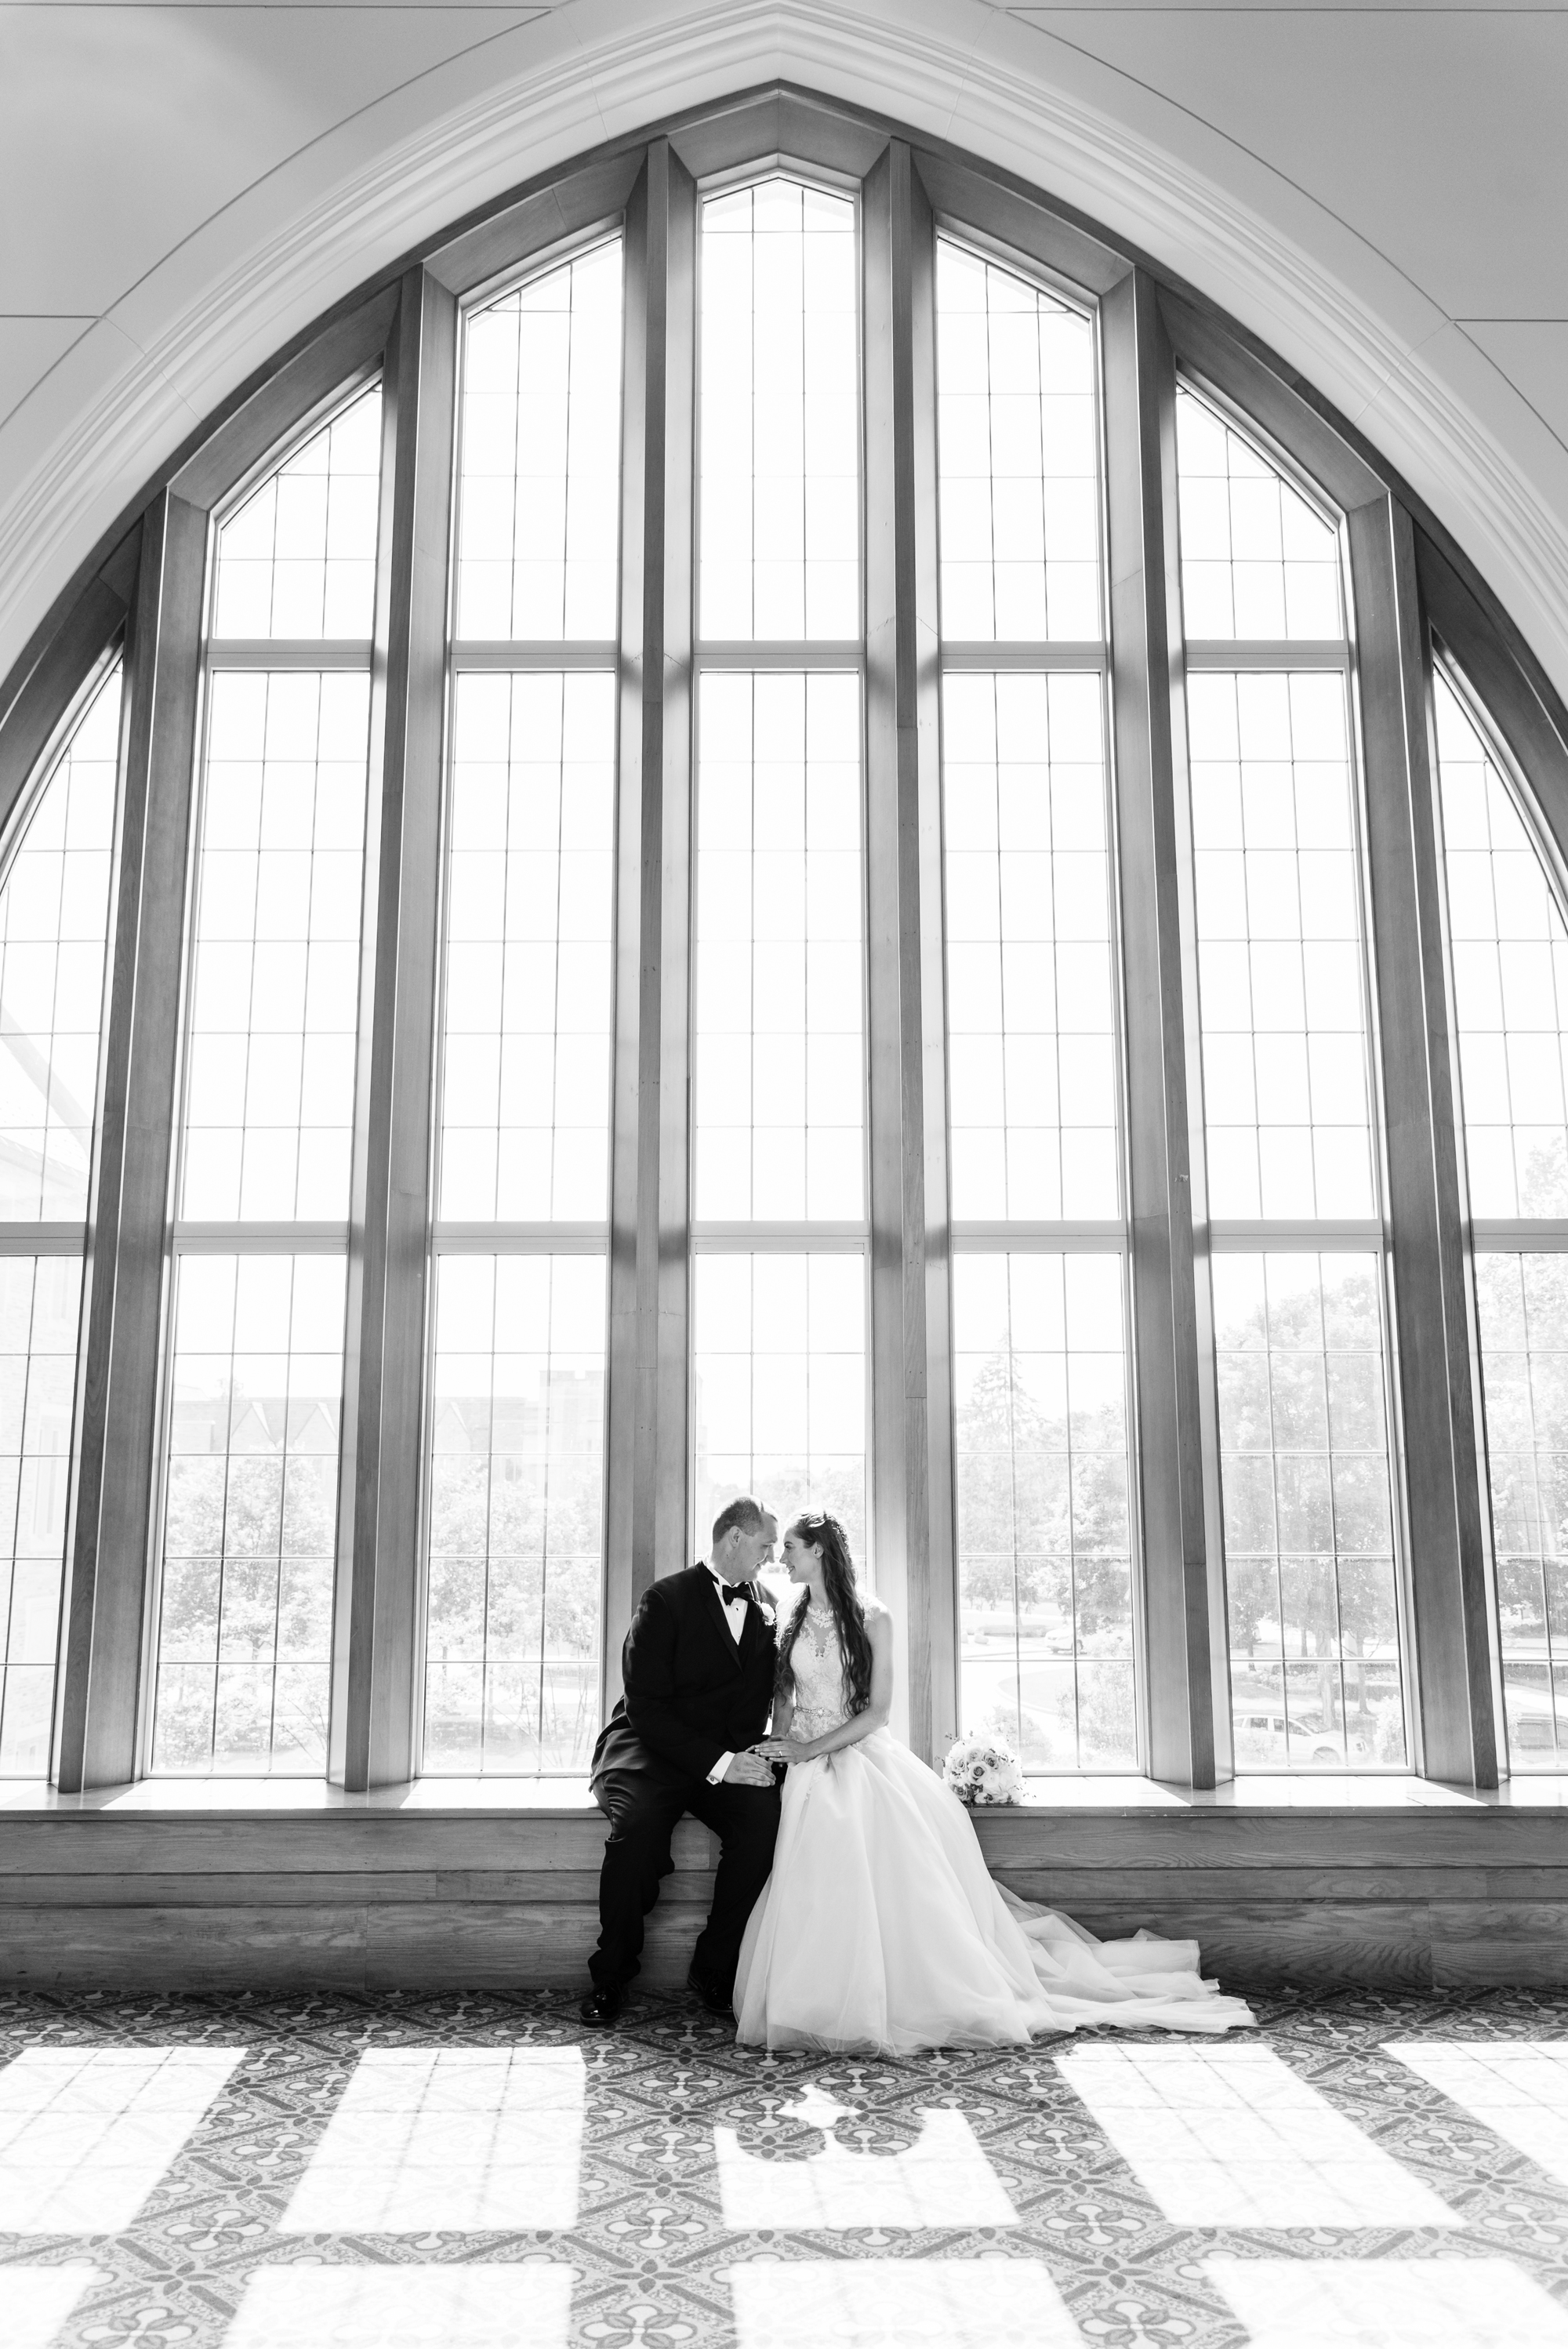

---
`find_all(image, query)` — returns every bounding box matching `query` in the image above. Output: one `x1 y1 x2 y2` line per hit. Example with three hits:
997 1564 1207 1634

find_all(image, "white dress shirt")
705 1559 748 1785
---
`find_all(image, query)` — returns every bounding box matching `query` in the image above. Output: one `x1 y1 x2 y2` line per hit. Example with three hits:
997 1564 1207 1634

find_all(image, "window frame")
416 224 628 1777
1168 377 1419 1774
0 648 124 1776
685 164 875 1609
137 376 386 1778
2 85 1552 1791
931 227 1145 1772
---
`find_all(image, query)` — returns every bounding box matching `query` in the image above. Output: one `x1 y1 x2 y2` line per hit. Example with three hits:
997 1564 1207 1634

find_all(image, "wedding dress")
734 1615 1254 2054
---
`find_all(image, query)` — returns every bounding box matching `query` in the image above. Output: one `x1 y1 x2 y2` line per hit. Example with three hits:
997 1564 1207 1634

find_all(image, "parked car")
1230 1686 1380 1766
1504 1680 1560 1757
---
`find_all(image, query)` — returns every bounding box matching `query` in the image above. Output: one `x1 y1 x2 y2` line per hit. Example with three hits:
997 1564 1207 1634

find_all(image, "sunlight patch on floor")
280 2047 586 2232
1058 2044 1454 2227
227 2265 575 2347
1386 2041 1568 2191
728 2257 1080 2347
1208 2256 1568 2346
715 2083 1017 2227
0 2047 241 2231
3 2266 101 2347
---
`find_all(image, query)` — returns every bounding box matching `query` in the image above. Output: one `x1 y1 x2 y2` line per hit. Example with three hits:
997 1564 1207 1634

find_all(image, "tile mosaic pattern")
2 1984 1568 2345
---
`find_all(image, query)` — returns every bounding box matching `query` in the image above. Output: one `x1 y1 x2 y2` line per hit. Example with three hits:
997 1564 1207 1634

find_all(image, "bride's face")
781 1530 822 1585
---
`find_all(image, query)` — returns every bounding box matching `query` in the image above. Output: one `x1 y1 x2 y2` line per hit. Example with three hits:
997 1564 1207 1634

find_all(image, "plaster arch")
1 0 1566 724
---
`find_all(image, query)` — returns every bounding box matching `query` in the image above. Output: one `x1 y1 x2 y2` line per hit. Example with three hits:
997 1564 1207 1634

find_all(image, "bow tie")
718 1581 753 1608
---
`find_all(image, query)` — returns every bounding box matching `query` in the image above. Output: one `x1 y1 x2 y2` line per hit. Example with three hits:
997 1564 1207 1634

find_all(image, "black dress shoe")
579 1981 626 2026
686 1966 735 2020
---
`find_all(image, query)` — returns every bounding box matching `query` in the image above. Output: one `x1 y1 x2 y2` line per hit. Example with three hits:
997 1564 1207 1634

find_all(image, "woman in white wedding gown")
734 1512 1253 2054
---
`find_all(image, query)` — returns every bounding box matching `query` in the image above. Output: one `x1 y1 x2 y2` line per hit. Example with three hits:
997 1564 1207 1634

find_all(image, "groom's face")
724 1516 778 1581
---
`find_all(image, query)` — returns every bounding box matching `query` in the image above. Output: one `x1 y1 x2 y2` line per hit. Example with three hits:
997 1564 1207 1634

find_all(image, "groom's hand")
720 1751 775 1788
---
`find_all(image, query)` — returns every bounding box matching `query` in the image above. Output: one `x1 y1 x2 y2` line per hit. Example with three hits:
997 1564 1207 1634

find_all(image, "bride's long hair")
774 1511 874 1718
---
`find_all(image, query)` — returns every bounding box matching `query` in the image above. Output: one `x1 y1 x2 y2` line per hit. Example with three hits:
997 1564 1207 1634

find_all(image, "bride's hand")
751 1737 812 1765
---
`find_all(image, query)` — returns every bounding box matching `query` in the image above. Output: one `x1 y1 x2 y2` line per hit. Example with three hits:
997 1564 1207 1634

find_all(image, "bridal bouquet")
942 1733 1025 1806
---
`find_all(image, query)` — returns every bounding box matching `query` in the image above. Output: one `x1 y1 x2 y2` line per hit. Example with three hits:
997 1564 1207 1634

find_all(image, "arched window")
151 387 381 1775
938 239 1133 1772
424 238 621 1775
1436 672 1568 1767
689 181 868 1574
9 90 1565 1795
0 663 119 1773
1176 390 1406 1773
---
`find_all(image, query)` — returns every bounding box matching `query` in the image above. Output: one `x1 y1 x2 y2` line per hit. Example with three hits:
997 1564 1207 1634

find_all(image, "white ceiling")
2 0 1566 706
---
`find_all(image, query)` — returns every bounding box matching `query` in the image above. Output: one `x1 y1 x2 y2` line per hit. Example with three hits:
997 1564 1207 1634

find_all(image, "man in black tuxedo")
581 1496 781 2025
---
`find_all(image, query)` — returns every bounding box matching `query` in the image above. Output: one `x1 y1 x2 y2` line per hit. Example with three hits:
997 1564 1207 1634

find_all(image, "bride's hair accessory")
774 1511 874 1717
942 1732 1025 1806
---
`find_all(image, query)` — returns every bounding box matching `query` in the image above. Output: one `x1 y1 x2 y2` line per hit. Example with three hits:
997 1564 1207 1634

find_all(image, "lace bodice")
786 1607 851 1740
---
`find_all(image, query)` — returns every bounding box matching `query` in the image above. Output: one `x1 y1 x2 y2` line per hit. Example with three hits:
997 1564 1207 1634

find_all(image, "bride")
734 1511 1253 2053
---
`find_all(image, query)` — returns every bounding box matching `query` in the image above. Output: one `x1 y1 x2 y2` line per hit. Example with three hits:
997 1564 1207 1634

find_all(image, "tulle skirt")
733 1729 1253 2055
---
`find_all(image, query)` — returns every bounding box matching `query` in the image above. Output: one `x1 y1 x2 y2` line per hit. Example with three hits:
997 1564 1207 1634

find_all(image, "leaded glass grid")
20 112 1568 1799
422 234 622 1771
180 671 369 1223
0 660 122 1777
455 240 622 642
691 1253 867 1562
953 1252 1135 1769
1434 667 1568 1770
938 230 1131 1773
1178 384 1409 1770
1215 1252 1403 1768
424 1254 604 1774
699 179 858 642
152 1254 343 1774
935 238 1101 641
212 386 381 641
1176 387 1341 641
691 175 869 1581
0 665 120 1222
151 389 379 1775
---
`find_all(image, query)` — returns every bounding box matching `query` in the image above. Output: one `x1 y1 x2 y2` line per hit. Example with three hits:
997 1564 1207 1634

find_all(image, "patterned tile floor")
3 1984 1568 2346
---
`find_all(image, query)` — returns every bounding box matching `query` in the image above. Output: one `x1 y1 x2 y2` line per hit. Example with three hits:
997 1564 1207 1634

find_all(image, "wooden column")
331 268 457 1790
604 140 697 1705
1349 494 1499 1787
1101 269 1231 1788
863 140 955 1763
55 492 207 1791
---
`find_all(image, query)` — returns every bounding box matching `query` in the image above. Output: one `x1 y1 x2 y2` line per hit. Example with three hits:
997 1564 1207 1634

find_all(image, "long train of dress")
734 1633 1254 2054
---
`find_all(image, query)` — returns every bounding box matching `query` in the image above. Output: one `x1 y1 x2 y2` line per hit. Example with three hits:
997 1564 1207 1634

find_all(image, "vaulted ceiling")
4 0 1566 704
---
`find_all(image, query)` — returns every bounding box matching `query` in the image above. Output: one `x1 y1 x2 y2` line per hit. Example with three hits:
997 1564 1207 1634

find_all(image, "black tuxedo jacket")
590 1564 778 1791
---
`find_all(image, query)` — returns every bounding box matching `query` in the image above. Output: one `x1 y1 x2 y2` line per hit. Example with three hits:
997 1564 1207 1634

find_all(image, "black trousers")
590 1763 780 1995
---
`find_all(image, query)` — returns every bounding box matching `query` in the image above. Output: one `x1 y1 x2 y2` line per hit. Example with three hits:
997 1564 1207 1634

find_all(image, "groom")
581 1497 782 2026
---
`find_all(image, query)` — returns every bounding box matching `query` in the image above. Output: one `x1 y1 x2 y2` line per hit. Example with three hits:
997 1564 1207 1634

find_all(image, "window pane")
181 670 371 1222
212 387 381 641
0 665 120 1774
699 178 858 641
455 239 622 642
1435 670 1568 1218
692 672 863 1222
691 1253 866 1567
423 1253 604 1774
151 1254 344 1775
0 1258 82 1774
935 239 1101 642
437 672 615 1222
953 1252 1134 1771
942 671 1118 1219
1189 671 1375 1220
1214 1252 1406 1770
1176 387 1341 640
1474 1254 1568 1769
0 663 118 1222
